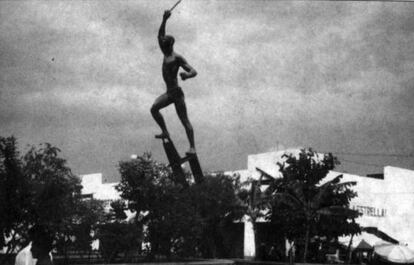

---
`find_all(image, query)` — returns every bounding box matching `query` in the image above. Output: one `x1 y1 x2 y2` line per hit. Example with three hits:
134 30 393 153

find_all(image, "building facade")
327 166 414 248
233 150 414 258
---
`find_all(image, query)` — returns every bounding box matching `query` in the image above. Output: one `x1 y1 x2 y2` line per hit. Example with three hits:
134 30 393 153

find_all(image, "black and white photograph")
1 0 414 265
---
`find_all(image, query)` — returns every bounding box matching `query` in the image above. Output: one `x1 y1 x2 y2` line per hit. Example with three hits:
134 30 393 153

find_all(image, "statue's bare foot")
186 147 196 155
155 132 169 139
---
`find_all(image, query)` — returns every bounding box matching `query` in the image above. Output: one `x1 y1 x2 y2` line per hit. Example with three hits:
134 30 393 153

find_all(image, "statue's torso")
162 54 180 90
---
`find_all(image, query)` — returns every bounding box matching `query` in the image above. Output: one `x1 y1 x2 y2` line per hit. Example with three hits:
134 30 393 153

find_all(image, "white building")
232 150 414 258
80 173 137 223
81 173 120 202
327 166 414 248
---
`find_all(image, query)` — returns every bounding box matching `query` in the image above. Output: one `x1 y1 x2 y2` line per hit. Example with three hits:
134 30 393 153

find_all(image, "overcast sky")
1 0 413 181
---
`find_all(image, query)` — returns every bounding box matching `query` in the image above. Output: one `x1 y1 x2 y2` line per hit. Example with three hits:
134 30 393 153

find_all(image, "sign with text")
352 205 387 217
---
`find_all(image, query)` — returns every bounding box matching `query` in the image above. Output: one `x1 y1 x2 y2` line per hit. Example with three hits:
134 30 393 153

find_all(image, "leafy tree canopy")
0 136 30 254
0 136 85 261
116 154 244 259
268 148 360 262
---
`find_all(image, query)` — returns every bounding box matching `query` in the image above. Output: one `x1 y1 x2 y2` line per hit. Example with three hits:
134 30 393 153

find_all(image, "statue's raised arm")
158 10 172 54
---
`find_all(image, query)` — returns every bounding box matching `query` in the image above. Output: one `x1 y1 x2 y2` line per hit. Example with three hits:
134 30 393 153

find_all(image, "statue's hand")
179 72 188 81
163 10 171 20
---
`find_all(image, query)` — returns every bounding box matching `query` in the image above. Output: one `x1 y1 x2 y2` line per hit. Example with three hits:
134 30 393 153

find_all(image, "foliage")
116 153 171 215
97 221 142 263
94 198 142 262
237 178 270 223
0 136 90 264
236 176 272 259
66 199 106 255
116 154 243 259
108 200 128 221
268 148 360 262
0 136 30 257
22 143 83 250
189 173 245 258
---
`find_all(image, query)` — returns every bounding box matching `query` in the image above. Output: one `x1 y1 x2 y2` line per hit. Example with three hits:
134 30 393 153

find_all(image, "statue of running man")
151 10 198 155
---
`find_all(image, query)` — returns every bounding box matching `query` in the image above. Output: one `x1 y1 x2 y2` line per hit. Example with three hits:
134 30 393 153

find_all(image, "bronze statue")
151 10 197 155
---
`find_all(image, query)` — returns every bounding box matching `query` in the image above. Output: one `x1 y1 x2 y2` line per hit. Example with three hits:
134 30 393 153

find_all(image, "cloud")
1 1 413 178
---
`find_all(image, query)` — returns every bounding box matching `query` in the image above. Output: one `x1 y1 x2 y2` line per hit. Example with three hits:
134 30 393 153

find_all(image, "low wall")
74 260 235 265
234 260 359 265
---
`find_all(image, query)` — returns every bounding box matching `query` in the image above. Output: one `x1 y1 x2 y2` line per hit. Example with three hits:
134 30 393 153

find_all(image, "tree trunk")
63 239 69 265
303 223 310 262
347 233 354 264
252 220 259 260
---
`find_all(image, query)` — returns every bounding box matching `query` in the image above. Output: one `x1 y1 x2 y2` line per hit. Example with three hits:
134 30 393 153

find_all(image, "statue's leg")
151 93 173 138
174 94 195 154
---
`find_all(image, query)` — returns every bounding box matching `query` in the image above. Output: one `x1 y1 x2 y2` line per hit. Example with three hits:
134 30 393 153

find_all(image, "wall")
81 173 120 201
327 166 414 248
240 150 414 256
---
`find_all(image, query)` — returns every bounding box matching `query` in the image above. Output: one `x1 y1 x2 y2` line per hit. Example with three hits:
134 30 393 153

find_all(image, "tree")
107 200 127 221
269 149 360 262
66 198 106 260
190 173 245 258
1 136 88 265
0 136 30 262
116 154 244 259
96 200 142 263
117 153 201 259
116 153 171 216
23 143 83 248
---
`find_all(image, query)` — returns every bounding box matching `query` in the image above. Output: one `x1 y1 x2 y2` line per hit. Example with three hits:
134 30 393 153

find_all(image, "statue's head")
160 35 175 55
